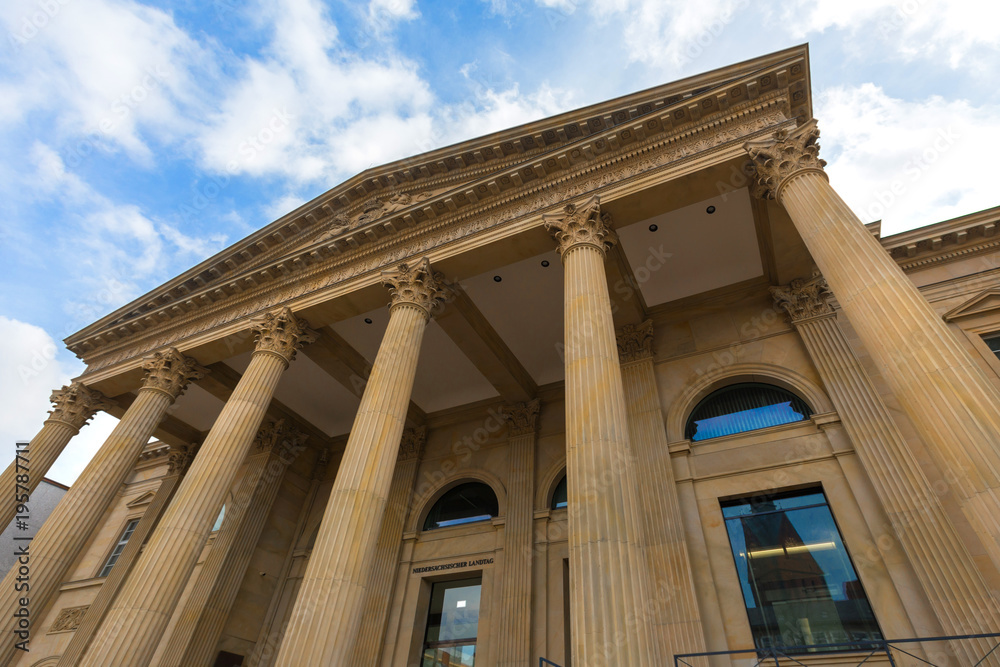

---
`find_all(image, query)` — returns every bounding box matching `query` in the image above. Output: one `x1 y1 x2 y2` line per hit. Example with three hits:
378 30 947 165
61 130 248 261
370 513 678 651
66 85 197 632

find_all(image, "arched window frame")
421 481 500 531
684 382 813 442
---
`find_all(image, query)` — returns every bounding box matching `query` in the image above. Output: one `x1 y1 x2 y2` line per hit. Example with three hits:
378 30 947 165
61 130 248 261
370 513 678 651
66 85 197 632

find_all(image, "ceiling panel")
618 190 762 307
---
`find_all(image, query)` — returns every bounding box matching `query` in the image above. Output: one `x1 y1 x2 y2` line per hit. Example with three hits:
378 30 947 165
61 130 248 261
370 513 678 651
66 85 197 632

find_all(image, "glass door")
422 577 482 667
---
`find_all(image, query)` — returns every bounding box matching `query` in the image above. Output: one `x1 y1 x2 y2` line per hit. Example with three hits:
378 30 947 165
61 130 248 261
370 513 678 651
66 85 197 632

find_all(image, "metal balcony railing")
673 632 1000 667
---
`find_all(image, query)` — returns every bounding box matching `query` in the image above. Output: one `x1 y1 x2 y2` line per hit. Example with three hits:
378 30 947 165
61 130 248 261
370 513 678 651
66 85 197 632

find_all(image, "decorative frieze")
770 273 834 322
166 442 199 476
253 418 309 455
250 307 319 365
502 399 540 437
381 258 448 318
542 195 617 257
46 382 111 431
140 348 208 400
48 605 89 633
744 118 827 201
398 426 426 461
616 320 654 363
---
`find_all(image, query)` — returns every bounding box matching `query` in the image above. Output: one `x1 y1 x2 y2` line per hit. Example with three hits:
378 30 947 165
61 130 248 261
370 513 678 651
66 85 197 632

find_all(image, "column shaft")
78 349 290 667
0 383 109 529
156 422 304 667
0 383 179 665
349 429 422 665
780 171 1000 568
792 310 1000 662
563 244 656 666
496 406 537 667
57 445 193 667
274 303 429 666
617 325 706 660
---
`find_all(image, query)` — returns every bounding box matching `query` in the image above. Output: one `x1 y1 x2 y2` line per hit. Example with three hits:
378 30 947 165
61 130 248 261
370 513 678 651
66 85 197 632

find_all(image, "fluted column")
746 122 1000 572
56 442 199 667
274 258 446 667
78 307 317 667
0 348 205 665
349 426 425 665
616 321 706 660
496 400 539 667
155 419 308 667
543 196 658 667
0 382 111 529
772 276 1000 663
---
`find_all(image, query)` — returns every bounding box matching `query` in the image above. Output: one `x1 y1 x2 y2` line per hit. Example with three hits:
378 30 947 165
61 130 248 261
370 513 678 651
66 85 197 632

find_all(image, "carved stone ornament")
381 257 448 318
744 118 827 201
167 442 200 476
140 348 208 400
312 447 331 480
48 605 89 633
250 307 319 364
46 382 112 430
616 320 654 363
770 273 835 323
399 426 427 461
254 417 309 455
502 399 541 437
542 194 618 257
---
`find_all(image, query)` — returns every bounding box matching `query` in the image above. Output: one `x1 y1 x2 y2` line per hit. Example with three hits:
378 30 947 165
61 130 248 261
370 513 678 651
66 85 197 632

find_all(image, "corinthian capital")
502 399 540 437
616 320 654 363
167 442 199 476
254 417 309 455
140 348 208 400
46 382 112 430
399 426 427 461
251 307 319 365
743 119 828 201
770 273 834 323
381 258 448 319
542 195 617 257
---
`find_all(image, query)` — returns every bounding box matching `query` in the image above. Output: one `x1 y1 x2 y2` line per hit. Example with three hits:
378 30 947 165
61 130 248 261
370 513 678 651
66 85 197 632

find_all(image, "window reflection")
722 489 882 652
551 475 567 509
422 578 482 667
423 483 499 531
686 383 812 441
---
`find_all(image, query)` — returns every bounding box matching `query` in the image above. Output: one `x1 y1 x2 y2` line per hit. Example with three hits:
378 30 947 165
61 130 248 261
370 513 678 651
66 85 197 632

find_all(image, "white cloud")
778 0 1000 68
0 317 119 486
368 0 420 29
818 83 1000 234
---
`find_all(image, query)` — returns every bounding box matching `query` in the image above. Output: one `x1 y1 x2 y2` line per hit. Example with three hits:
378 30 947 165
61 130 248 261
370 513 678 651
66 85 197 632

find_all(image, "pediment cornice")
943 289 1000 322
67 49 811 374
880 206 1000 271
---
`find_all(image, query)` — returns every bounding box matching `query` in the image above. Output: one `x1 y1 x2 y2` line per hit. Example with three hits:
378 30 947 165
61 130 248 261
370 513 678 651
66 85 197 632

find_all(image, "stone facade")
8 45 1000 666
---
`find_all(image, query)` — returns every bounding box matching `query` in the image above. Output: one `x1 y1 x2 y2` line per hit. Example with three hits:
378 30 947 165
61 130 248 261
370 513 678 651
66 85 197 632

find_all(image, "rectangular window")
98 518 140 578
721 488 882 653
422 577 482 667
984 335 1000 361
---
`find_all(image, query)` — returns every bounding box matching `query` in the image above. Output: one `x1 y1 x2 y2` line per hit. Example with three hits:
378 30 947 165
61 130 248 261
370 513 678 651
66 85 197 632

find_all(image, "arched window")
685 382 812 442
423 482 499 530
551 475 568 509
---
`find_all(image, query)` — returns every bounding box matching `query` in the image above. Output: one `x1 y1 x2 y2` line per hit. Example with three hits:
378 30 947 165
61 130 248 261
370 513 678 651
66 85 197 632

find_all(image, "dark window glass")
551 475 568 509
686 383 812 441
213 651 244 667
422 577 482 666
99 518 140 578
722 488 882 652
984 335 1000 361
423 483 499 531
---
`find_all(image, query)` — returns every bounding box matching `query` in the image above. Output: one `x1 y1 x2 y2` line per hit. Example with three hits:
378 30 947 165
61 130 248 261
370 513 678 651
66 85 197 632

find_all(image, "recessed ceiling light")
649 224 658 232
541 260 550 267
706 205 716 214
364 318 373 324
493 275 502 282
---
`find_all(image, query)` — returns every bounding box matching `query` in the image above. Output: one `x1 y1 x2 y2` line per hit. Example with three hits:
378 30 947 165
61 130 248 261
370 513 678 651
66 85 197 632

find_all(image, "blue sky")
2 0 998 484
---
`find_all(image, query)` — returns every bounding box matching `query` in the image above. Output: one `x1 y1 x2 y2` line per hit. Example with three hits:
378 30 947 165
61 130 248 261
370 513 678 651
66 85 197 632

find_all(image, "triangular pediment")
125 491 157 508
944 290 1000 321
66 45 813 364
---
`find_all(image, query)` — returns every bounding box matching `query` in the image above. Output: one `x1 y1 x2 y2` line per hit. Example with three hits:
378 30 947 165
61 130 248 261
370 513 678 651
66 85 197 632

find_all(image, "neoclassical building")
6 45 1000 666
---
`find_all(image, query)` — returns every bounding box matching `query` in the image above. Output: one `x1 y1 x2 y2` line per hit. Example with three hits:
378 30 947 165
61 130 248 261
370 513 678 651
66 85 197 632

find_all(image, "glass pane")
425 578 482 644
551 475 568 509
421 644 477 667
423 484 498 531
686 383 812 441
985 335 1000 360
723 492 881 652
722 490 827 518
